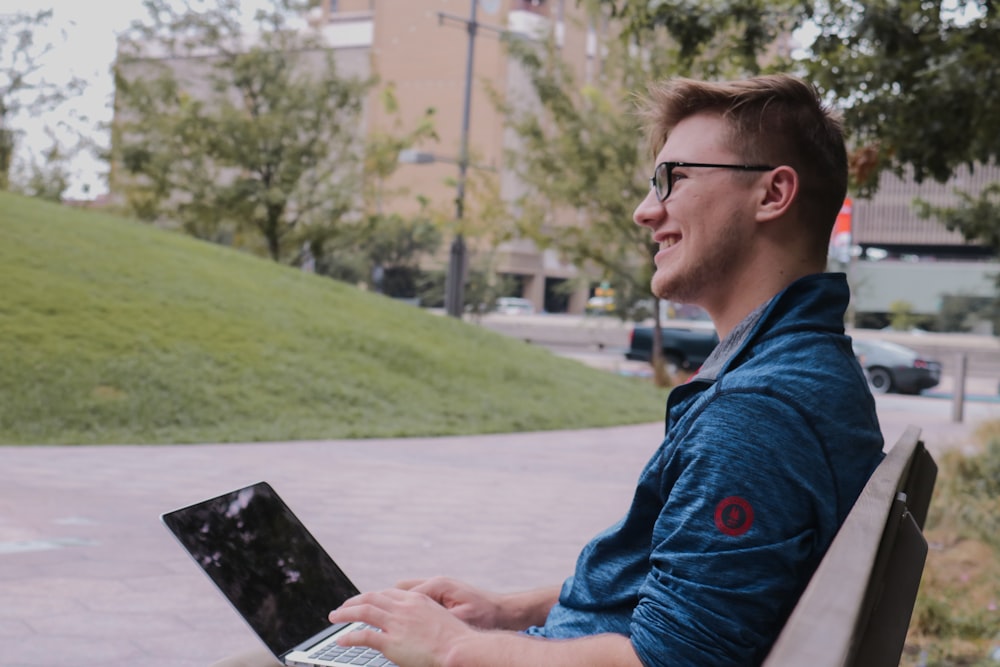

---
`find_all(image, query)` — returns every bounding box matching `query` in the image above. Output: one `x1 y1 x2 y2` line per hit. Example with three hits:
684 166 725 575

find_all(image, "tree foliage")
801 0 1000 258
591 0 1000 256
598 0 999 187
916 182 1000 249
0 9 85 192
314 85 443 298
498 4 805 382
594 0 810 75
16 128 72 202
503 2 820 319
802 0 1000 191
113 0 373 263
499 33 655 315
316 209 442 296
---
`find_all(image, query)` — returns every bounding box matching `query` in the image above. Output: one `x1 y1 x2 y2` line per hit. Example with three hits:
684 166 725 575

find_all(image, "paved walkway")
3 393 1000 667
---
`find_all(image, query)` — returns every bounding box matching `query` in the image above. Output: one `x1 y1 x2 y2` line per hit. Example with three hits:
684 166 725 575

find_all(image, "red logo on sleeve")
714 496 754 536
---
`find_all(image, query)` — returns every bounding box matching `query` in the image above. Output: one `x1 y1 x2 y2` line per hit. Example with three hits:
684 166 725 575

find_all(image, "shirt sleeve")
629 390 839 667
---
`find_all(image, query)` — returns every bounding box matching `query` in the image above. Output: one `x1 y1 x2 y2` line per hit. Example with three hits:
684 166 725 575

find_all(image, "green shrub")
906 423 1000 665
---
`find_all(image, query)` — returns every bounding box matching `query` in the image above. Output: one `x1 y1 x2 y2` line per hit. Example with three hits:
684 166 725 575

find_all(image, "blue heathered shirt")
526 272 885 666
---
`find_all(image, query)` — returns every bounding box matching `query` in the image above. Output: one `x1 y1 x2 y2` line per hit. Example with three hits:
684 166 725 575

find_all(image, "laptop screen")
162 482 361 657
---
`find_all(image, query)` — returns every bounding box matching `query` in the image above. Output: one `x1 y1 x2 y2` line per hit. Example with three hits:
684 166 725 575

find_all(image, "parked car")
625 324 719 371
495 297 535 315
851 339 941 395
585 295 615 314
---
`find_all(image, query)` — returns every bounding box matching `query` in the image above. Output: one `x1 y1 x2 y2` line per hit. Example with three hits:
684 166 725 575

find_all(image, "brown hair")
638 74 847 252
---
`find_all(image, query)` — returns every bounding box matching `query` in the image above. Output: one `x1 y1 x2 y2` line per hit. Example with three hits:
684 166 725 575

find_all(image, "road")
474 313 1000 396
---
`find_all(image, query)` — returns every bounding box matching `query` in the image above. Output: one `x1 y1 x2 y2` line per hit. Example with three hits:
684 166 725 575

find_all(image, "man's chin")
650 275 676 302
652 278 696 306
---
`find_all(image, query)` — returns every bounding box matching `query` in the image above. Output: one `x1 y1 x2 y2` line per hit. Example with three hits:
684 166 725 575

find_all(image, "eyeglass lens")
653 163 672 201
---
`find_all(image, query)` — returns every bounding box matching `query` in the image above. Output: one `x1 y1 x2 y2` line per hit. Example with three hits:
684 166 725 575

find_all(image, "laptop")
161 481 396 667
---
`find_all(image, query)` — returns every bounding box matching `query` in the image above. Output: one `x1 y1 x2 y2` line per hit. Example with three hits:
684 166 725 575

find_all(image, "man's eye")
671 171 686 184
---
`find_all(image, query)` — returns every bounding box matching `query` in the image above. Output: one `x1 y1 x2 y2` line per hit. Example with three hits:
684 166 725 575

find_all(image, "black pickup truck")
625 324 719 371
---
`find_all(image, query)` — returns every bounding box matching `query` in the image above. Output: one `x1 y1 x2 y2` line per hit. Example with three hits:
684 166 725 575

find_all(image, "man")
327 74 885 666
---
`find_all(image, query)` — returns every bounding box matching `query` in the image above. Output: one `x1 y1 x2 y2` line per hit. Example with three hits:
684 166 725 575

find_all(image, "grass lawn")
0 192 669 445
903 421 1000 666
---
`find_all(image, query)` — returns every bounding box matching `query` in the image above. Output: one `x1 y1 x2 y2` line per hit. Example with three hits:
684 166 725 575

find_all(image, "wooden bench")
765 425 936 667
212 426 936 667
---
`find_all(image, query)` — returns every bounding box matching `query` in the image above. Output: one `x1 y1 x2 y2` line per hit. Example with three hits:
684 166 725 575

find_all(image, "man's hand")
397 577 560 631
329 588 474 667
329 588 643 667
395 577 504 629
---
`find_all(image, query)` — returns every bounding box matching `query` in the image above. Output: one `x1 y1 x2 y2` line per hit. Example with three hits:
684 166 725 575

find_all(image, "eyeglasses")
650 161 776 202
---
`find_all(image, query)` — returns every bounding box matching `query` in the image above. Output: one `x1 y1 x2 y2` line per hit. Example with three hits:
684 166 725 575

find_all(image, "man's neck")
704 257 823 339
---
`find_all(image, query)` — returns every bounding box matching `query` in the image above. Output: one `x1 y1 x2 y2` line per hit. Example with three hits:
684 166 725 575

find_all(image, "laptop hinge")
286 622 351 657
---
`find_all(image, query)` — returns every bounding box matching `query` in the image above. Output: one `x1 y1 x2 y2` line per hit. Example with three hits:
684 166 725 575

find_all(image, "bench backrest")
764 425 936 667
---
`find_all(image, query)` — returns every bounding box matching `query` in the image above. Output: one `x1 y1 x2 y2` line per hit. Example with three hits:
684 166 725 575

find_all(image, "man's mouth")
661 235 680 249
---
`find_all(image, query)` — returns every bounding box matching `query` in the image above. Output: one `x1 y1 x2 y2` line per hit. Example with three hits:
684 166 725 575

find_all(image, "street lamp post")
401 1 501 317
444 0 479 318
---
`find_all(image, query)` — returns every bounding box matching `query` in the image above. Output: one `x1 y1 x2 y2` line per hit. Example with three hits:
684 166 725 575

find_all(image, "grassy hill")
0 192 667 444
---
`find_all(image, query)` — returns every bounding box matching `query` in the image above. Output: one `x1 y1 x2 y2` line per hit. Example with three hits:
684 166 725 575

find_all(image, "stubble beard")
650 217 745 306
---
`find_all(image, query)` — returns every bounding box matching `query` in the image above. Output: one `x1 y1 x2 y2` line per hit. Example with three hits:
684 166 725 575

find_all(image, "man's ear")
756 166 798 222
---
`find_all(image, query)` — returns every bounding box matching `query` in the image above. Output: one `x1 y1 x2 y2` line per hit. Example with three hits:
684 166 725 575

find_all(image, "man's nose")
633 188 663 228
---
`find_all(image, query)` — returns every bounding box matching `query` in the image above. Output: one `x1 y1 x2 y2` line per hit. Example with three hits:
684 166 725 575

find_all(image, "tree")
915 183 1000 249
590 0 1000 340
594 0 809 75
495 28 662 379
14 128 71 202
113 0 373 263
310 84 444 299
595 0 1000 209
799 1 1000 324
447 161 523 314
500 34 653 310
316 209 442 296
0 9 85 191
497 10 784 384
802 0 999 191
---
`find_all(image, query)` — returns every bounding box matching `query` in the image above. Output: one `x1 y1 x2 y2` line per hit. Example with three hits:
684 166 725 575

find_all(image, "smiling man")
326 74 885 667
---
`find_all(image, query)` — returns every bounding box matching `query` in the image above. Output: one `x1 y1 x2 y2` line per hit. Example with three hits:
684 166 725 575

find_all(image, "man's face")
633 113 763 309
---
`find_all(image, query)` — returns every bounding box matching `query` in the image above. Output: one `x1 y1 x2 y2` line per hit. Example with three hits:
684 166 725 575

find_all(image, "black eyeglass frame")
650 161 777 202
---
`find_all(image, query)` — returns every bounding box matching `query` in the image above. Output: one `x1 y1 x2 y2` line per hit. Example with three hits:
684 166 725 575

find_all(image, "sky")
5 0 274 200
4 0 143 199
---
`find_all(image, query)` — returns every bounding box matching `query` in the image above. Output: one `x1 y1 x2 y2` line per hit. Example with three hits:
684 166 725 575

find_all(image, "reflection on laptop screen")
162 483 360 656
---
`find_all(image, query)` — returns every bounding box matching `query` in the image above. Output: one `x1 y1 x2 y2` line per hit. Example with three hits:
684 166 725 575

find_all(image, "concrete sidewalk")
2 394 999 667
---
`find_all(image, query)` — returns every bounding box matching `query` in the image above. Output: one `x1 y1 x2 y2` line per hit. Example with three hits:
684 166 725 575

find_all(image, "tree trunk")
651 297 673 388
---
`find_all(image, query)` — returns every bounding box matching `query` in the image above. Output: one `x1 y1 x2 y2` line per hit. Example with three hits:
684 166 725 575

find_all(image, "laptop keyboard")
309 625 397 667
